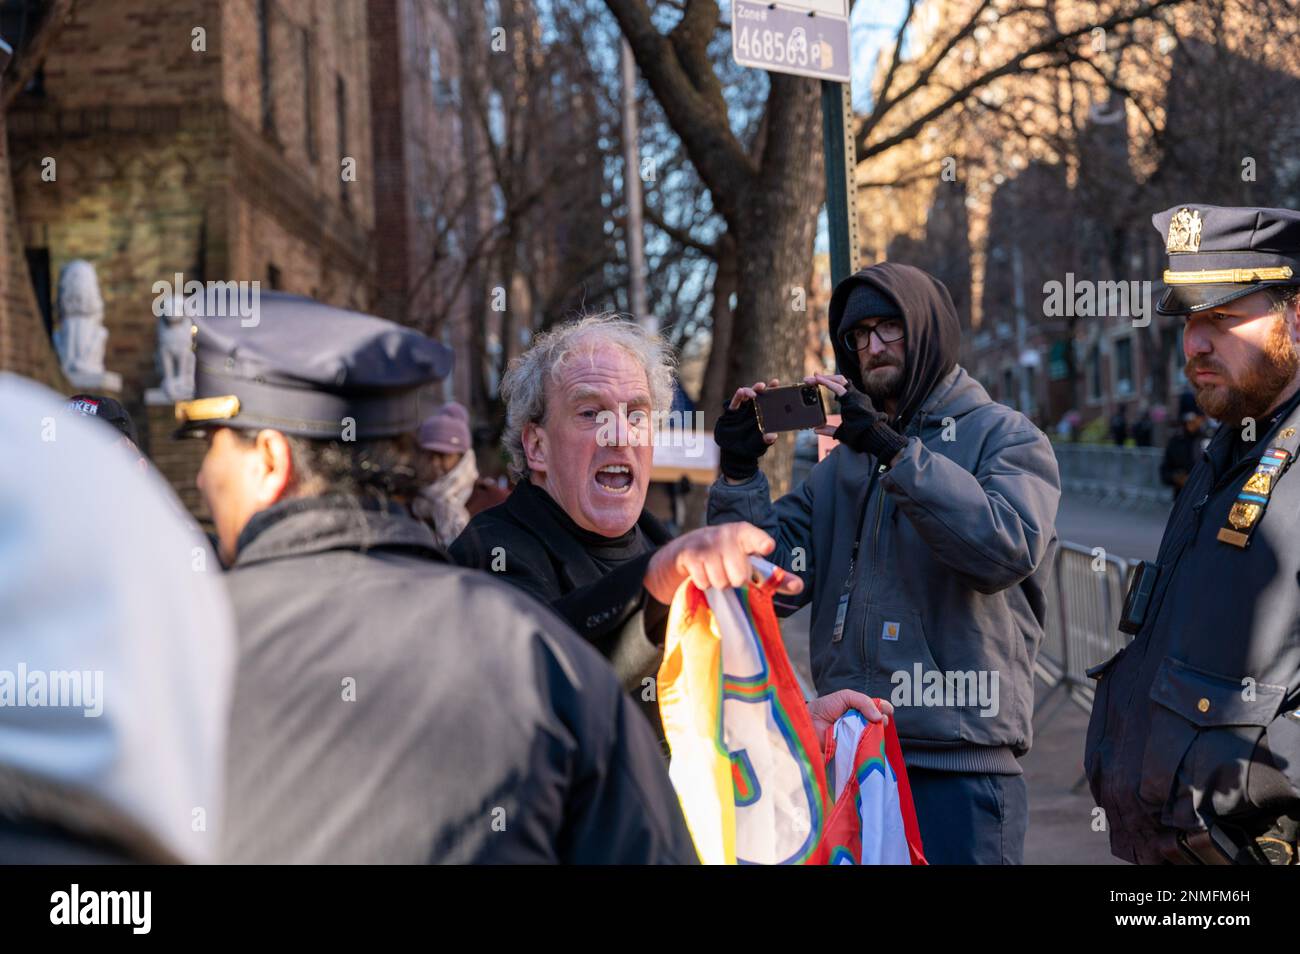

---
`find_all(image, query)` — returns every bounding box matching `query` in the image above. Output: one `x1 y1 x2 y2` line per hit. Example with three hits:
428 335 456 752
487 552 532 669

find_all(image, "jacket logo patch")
882 621 900 641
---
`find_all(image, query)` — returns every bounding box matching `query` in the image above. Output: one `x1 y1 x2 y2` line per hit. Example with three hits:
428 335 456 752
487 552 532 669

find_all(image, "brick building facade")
367 0 475 409
5 0 375 512
0 102 65 391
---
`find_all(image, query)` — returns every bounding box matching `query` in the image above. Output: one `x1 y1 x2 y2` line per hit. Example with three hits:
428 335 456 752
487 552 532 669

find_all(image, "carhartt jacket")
707 264 1061 774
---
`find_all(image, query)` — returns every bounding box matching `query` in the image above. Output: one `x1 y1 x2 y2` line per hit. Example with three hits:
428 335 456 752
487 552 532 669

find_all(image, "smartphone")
754 384 826 434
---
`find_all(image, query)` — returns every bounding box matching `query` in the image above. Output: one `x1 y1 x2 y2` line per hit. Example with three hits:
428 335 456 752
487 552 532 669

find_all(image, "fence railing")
1052 444 1168 505
1035 541 1135 723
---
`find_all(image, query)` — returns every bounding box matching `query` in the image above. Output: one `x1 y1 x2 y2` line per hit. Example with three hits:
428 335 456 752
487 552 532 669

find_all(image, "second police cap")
1154 203 1300 315
174 291 453 440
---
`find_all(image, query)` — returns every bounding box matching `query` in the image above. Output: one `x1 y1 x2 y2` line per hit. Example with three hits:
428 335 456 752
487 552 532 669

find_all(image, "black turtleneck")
447 477 676 698
521 480 652 572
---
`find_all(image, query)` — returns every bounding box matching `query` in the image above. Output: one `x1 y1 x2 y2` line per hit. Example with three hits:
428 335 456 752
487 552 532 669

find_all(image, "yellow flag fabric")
656 580 733 864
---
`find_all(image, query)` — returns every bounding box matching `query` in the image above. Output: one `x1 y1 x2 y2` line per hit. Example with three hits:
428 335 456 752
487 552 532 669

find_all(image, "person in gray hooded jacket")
708 262 1061 864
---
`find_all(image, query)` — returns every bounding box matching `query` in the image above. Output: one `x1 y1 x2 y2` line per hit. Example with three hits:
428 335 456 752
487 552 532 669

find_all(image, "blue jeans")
907 769 1028 864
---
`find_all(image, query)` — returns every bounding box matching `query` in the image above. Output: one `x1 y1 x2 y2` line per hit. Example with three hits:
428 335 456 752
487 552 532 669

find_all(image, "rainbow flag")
820 710 927 865
657 561 926 865
657 563 829 864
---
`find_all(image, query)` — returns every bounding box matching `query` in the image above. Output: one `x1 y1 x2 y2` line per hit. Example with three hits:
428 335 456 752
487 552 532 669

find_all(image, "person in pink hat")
411 402 480 547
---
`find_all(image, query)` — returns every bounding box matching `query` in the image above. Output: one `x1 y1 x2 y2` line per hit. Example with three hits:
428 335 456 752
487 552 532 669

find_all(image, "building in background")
368 0 620 469
368 0 478 411
855 0 1300 441
6 0 375 512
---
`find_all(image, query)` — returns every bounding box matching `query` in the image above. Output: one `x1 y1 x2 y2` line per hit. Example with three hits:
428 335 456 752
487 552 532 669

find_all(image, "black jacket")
449 481 674 695
220 495 697 863
1086 391 1300 864
0 765 180 864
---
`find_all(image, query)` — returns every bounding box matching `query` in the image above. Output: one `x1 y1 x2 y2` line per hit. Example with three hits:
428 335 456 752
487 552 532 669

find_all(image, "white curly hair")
500 313 676 482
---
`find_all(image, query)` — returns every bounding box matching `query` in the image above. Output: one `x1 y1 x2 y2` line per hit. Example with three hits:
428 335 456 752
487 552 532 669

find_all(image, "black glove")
714 400 770 481
832 385 909 466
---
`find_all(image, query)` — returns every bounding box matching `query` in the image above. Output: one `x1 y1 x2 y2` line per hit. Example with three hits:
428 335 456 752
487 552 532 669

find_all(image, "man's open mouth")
594 463 634 494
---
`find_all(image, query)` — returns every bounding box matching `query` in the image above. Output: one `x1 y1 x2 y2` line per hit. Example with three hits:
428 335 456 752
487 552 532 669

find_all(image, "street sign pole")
820 78 859 286
730 0 857 285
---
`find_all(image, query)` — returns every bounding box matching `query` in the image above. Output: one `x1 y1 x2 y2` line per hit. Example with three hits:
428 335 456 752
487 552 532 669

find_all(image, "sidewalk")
1021 679 1119 864
1055 491 1171 562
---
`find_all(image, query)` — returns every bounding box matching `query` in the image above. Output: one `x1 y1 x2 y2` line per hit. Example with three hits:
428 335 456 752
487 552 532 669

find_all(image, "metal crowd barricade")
1034 542 1135 727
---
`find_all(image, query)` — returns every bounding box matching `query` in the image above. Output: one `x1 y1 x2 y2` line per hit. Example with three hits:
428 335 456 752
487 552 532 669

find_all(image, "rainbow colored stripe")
658 572 831 864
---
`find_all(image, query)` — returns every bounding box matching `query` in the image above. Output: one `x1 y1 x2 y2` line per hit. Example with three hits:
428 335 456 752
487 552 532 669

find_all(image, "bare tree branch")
604 0 755 223
856 0 1193 161
3 0 77 111
643 199 719 256
871 0 921 111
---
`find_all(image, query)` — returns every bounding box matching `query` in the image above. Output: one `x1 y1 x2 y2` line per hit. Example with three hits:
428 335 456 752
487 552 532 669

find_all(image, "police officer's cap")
174 291 453 440
1154 204 1300 315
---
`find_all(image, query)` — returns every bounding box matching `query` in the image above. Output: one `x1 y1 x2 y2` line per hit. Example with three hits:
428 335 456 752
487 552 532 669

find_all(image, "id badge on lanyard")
831 469 881 643
831 583 851 643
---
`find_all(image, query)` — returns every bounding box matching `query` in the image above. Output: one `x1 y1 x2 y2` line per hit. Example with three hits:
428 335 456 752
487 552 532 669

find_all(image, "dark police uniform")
1086 205 1300 864
175 293 698 863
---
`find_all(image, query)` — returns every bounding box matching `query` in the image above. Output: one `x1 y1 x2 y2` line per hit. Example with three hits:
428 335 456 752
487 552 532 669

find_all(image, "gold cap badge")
1166 207 1203 253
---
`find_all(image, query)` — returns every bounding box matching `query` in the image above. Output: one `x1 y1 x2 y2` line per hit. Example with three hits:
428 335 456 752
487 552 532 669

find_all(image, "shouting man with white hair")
450 313 888 735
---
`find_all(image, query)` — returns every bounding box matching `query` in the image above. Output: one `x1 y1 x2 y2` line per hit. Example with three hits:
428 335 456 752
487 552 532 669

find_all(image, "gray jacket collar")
905 365 992 435
233 495 445 568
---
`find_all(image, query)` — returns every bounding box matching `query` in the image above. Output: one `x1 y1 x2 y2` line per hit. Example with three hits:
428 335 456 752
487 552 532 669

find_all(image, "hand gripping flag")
657 558 828 864
820 709 927 865
657 557 925 865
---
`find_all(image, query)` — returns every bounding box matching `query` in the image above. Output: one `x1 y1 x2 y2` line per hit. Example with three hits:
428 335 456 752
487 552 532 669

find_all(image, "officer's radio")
1118 560 1160 635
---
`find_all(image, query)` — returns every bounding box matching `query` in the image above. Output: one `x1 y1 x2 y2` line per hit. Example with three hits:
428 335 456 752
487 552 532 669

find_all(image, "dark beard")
861 362 904 403
1188 317 1300 426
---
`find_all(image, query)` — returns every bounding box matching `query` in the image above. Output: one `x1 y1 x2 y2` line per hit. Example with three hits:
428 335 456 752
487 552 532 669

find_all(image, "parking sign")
731 0 851 83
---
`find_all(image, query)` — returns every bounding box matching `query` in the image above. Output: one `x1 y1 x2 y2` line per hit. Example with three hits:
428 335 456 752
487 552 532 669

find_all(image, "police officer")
1086 204 1300 864
174 291 697 864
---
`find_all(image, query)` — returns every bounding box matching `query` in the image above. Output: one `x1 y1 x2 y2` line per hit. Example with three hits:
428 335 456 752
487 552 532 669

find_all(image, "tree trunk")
681 233 738 530
698 232 737 420
730 79 824 498
452 0 493 423
600 1 824 497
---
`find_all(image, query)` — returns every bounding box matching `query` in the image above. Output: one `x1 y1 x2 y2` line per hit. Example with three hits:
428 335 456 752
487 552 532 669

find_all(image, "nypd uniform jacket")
1086 204 1300 865
219 497 698 863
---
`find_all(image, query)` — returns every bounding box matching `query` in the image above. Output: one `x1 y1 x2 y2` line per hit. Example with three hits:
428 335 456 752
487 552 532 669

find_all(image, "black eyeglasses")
843 318 905 352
